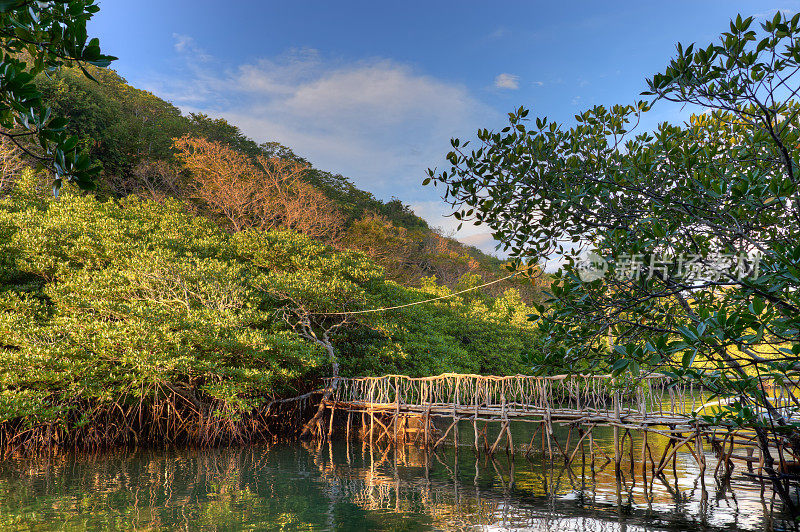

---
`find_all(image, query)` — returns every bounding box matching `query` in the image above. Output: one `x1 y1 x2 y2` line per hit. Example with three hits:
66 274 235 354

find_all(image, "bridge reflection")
305 435 790 531
0 439 792 530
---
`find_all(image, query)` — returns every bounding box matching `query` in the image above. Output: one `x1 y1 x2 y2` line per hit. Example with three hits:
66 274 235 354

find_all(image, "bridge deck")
325 399 696 428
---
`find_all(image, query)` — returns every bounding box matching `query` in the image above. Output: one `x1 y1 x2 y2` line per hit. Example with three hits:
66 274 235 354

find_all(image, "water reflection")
0 428 795 531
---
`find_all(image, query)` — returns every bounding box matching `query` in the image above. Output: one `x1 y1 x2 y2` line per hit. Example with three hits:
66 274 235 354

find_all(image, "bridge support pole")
327 404 335 439
695 425 706 482
472 378 480 456
473 418 479 455
393 377 400 444
368 381 375 445
453 377 460 450
613 393 621 475
641 429 648 487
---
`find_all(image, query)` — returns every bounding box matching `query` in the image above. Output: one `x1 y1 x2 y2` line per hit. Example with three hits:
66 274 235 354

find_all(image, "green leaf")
611 358 629 377
0 0 26 13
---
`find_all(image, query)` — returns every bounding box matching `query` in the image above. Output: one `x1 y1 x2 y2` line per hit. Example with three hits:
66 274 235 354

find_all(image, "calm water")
0 422 796 531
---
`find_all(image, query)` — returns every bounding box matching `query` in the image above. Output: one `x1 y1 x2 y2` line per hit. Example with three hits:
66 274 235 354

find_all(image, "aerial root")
0 387 318 456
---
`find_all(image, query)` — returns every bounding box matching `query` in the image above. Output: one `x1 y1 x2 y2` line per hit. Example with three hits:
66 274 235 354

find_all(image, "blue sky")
88 1 798 256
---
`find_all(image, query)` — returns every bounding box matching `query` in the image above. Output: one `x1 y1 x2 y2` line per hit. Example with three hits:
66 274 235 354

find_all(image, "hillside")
29 67 547 300
0 64 550 450
0 175 539 449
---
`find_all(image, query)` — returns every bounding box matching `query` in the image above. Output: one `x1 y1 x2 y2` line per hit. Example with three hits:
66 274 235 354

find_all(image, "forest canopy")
0 174 539 449
0 2 546 451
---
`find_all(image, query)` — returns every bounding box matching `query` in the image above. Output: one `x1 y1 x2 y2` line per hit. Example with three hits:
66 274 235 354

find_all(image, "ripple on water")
0 427 795 531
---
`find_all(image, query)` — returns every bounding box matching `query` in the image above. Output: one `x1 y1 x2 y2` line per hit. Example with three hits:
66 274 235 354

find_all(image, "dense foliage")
30 66 546 298
0 0 114 190
0 1 544 451
0 176 538 448
429 11 800 505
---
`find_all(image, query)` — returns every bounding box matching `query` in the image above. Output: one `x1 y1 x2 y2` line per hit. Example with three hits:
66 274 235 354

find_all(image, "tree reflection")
0 438 793 531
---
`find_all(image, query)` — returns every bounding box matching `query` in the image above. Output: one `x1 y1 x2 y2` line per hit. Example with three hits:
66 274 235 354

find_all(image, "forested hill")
0 65 546 449
28 66 546 300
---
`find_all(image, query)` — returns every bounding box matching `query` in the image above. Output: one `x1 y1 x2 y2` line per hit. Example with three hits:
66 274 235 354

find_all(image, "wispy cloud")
494 73 519 90
752 8 793 18
409 200 505 256
532 80 544 87
146 36 498 203
172 33 211 62
458 232 506 257
487 27 509 40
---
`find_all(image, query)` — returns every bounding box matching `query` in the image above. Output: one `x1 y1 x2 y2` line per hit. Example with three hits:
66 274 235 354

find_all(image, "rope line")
322 266 532 316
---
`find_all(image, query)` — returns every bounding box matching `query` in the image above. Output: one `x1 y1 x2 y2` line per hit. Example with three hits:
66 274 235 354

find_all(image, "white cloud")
408 201 462 235
409 200 506 257
172 33 211 62
173 33 193 53
752 8 793 18
459 232 506 257
494 73 519 90
147 40 497 200
532 81 544 87
487 27 509 40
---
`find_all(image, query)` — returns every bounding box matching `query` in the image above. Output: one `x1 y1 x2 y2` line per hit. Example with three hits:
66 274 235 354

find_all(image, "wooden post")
370 407 375 445
394 377 400 443
628 430 635 479
327 403 336 438
422 380 428 448
423 381 431 449
541 421 547 456
490 421 508 456
473 380 480 455
672 437 678 480
566 427 594 466
724 431 736 478
641 429 648 487
502 380 512 455
758 443 764 475
613 392 621 474
695 425 706 479
453 377 460 449
369 381 376 445
545 381 553 461
713 430 729 479
565 425 573 459
346 420 352 465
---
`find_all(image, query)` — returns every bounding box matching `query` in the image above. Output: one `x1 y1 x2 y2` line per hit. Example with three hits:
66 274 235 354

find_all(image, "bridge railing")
328 373 710 421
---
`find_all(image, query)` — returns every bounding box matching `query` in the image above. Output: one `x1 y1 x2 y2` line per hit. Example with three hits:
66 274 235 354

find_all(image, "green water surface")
0 423 795 531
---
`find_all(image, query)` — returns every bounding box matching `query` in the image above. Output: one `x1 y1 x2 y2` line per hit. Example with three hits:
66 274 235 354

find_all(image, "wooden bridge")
320 373 788 481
